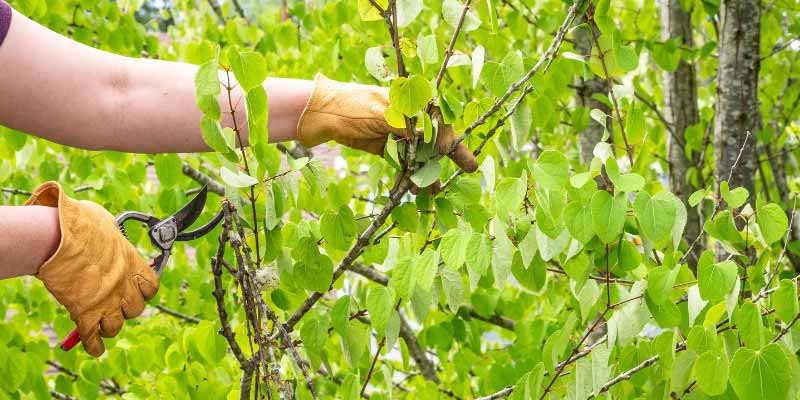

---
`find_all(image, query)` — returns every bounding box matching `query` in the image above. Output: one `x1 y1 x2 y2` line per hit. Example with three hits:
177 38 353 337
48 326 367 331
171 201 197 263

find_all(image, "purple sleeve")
0 0 11 48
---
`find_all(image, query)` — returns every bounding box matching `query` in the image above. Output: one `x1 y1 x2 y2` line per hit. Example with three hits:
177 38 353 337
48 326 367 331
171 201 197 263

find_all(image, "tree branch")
399 312 440 383
153 304 201 324
448 0 579 153
587 12 634 166
182 162 225 195
435 0 473 89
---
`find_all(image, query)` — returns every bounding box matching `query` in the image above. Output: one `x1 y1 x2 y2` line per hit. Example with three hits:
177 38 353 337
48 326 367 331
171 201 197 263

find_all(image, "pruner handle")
60 328 81 351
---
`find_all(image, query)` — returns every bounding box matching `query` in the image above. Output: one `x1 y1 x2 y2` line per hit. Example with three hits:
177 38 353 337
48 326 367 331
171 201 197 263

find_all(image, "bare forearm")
0 9 313 153
0 206 61 279
118 58 313 152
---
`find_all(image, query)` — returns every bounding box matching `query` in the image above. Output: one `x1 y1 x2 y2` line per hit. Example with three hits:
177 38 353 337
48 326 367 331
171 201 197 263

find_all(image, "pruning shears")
60 186 224 351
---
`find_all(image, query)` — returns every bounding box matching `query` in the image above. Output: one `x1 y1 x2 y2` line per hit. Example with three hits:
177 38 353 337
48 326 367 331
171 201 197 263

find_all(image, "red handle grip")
60 328 81 351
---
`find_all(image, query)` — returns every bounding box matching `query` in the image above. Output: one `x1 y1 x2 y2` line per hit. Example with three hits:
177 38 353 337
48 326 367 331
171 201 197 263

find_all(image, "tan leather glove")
25 182 159 357
296 73 478 172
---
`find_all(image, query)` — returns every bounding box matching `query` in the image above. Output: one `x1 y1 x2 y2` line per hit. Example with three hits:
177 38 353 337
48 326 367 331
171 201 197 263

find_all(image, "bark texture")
714 0 761 260
660 0 702 264
713 0 760 198
574 16 611 164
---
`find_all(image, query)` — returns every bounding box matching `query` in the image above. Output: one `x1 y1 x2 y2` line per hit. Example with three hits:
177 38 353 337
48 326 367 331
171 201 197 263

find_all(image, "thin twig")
153 304 201 324
587 12 634 166
587 355 660 397
182 162 225 195
448 1 579 153
679 131 752 265
538 308 609 399
260 301 318 399
758 194 798 300
2 187 32 196
434 0 473 89
362 337 387 395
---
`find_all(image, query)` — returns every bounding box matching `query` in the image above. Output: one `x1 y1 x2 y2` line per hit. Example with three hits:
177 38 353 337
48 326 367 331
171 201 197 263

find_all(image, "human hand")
25 182 159 357
296 74 478 173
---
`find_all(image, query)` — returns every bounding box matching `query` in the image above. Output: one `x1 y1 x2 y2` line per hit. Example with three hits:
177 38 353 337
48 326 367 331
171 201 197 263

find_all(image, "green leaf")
693 351 729 396
532 150 569 190
415 248 440 294
646 295 681 328
396 0 423 27
300 318 327 353
624 101 645 143
246 86 269 149
757 202 789 244
440 267 465 313
195 60 220 97
689 189 707 207
340 373 361 400
294 253 334 293
365 47 395 82
390 254 417 302
518 227 538 268
773 279 799 323
591 191 626 243
341 319 370 367
510 101 532 151
229 51 267 92
616 239 642 272
442 0 481 31
512 252 546 292
358 0 387 20
411 159 441 188
417 35 438 65
614 45 638 71
698 257 738 303
367 286 395 335
495 174 527 221
154 154 182 187
332 296 351 337
440 228 471 269
720 181 749 209
535 189 565 238
391 202 419 232
671 351 698 393
633 191 677 244
320 206 359 251
687 325 719 355
646 265 679 305
201 116 236 157
492 220 514 289
729 344 791 400
466 233 492 289
384 135 402 168
705 210 744 248
472 45 485 88
566 200 595 244
735 302 765 349
476 0 498 32
389 75 433 117
480 52 524 97
220 166 257 187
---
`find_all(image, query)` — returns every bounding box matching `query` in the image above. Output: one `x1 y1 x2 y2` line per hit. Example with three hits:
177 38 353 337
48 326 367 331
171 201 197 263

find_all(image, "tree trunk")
574 16 611 165
714 0 761 259
660 0 702 264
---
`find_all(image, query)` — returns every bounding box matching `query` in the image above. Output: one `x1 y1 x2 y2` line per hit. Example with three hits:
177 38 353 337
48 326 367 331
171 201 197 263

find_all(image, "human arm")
0 3 477 170
0 5 310 152
0 205 61 279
